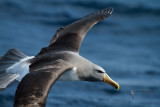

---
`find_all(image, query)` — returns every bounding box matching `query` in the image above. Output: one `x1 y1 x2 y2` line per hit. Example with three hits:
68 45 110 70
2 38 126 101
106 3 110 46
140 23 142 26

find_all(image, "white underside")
58 67 79 81
6 56 34 81
6 56 79 82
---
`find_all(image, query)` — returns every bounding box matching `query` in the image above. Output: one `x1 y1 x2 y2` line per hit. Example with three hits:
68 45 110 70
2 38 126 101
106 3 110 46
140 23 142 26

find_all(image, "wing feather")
14 58 73 107
38 8 113 55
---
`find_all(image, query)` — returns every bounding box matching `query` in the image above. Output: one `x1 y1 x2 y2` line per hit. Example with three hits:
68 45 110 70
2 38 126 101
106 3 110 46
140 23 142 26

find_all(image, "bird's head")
78 64 119 90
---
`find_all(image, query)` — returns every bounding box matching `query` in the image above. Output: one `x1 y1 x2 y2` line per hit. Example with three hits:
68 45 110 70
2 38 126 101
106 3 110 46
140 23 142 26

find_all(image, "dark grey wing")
39 8 113 54
14 59 73 107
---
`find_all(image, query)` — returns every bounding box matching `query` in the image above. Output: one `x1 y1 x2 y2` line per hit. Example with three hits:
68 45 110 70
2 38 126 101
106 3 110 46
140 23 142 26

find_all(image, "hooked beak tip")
115 84 119 90
103 73 119 90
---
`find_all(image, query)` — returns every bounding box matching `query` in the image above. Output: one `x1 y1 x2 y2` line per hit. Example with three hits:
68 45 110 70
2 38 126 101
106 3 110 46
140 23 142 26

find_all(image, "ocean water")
0 0 160 107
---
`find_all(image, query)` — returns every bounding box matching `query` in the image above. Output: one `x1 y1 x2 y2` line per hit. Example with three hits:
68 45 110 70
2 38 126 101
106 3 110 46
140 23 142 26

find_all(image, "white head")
77 63 119 90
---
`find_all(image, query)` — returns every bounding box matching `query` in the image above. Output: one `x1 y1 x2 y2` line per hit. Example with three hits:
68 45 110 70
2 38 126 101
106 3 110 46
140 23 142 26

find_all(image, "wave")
1 0 160 17
146 70 160 75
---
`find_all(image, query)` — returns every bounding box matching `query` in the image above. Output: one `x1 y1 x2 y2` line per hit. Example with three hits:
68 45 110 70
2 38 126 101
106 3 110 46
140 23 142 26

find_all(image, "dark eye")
96 70 104 73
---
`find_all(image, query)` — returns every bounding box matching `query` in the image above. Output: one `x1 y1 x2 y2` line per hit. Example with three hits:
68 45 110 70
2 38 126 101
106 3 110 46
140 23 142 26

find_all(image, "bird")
131 90 134 100
0 8 119 106
130 90 153 100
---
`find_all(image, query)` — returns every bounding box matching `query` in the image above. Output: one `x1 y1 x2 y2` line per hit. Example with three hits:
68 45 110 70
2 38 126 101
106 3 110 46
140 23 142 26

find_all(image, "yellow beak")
103 73 119 90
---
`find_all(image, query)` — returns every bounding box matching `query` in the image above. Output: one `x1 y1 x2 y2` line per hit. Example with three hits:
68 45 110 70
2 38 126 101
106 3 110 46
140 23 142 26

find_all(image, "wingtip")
99 7 114 16
107 7 114 15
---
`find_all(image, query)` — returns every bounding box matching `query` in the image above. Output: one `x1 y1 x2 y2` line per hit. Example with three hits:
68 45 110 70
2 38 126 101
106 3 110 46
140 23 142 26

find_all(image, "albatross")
0 7 119 106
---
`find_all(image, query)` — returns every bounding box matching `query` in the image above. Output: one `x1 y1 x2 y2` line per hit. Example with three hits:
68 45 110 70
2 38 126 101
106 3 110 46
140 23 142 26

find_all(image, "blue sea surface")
0 0 160 107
